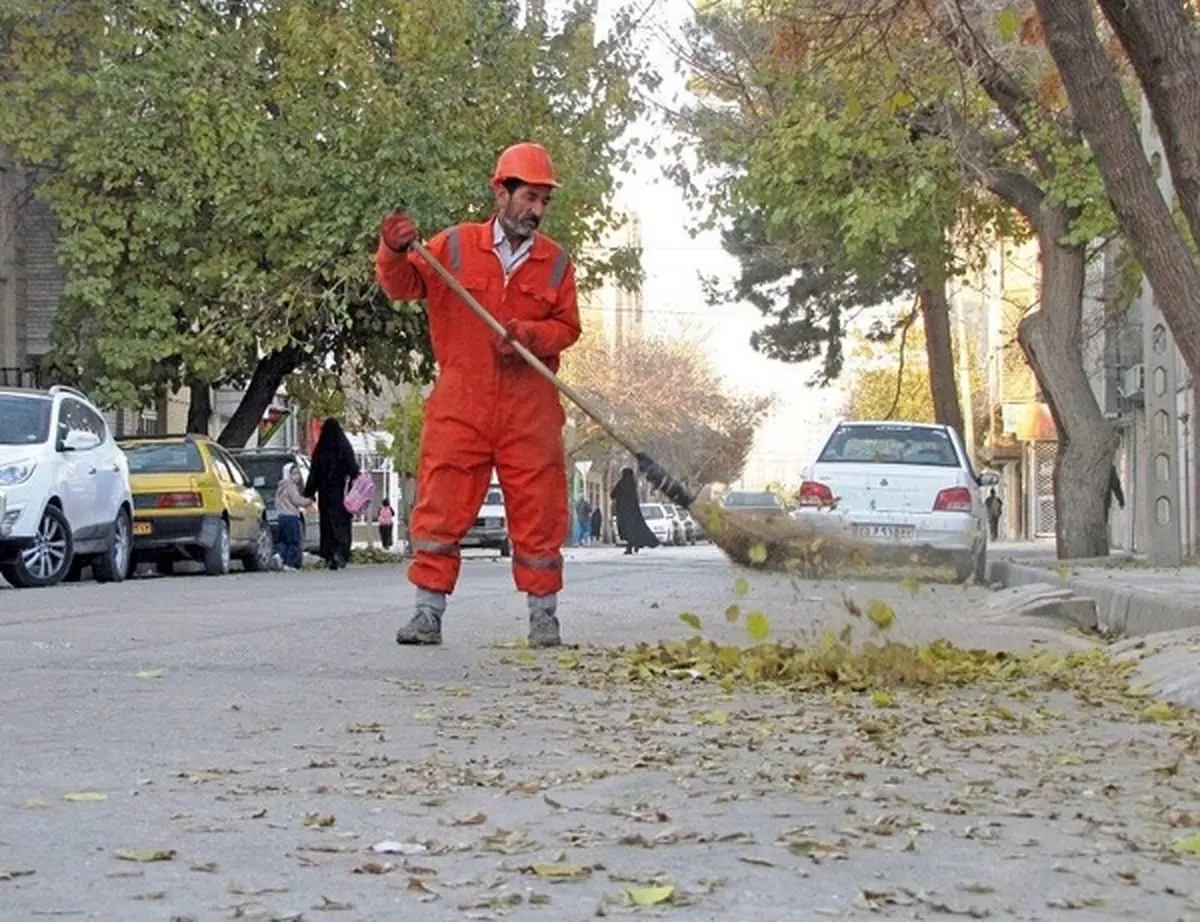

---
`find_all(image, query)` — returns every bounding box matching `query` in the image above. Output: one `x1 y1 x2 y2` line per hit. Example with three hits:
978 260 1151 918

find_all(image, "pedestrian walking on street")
589 506 602 544
304 418 360 571
1105 465 1126 521
611 467 658 555
575 495 591 545
376 142 580 648
275 462 313 571
377 499 395 550
984 488 1003 541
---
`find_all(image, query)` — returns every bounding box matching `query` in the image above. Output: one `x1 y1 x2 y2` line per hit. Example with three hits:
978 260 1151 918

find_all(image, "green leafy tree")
0 0 652 445
673 0 1123 558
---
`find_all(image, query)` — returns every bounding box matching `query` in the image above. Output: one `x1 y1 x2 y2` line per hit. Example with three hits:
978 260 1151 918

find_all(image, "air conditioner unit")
1121 364 1144 400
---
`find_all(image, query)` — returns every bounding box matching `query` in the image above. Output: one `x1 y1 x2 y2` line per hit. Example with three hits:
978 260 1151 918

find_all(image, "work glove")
381 211 417 252
497 319 536 358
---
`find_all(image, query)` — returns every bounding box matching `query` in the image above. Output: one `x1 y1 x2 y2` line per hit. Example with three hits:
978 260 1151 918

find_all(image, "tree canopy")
561 326 772 488
0 0 654 444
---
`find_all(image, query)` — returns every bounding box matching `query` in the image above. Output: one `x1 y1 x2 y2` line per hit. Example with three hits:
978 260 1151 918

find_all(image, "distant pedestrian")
984 488 1003 541
610 467 658 555
574 495 591 545
305 418 360 570
590 506 602 544
378 498 395 550
1104 466 1125 520
275 462 313 571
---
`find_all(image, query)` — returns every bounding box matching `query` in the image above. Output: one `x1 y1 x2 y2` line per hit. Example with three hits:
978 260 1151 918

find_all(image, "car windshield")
818 424 960 467
725 491 781 508
483 489 503 506
237 455 294 491
0 394 52 445
122 442 206 473
640 504 664 519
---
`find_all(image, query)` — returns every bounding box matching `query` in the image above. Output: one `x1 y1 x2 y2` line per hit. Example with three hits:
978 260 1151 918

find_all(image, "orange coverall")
375 220 581 598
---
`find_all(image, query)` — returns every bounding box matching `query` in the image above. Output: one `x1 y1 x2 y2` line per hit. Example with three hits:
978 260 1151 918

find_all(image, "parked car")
676 509 700 544
663 504 688 545
794 420 999 581
464 483 510 557
722 490 787 513
230 447 320 553
638 502 674 545
0 385 134 588
119 434 274 576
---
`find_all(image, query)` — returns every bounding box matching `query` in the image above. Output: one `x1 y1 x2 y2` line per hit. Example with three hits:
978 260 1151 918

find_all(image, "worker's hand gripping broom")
409 241 857 574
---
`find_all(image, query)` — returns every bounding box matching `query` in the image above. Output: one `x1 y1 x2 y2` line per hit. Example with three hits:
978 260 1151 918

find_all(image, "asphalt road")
1 545 1197 921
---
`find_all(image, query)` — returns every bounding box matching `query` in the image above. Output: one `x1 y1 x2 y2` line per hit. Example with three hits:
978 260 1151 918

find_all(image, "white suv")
0 385 134 588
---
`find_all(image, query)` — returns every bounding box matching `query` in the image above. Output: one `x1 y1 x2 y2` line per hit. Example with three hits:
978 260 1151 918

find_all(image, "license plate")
854 524 914 540
133 521 152 536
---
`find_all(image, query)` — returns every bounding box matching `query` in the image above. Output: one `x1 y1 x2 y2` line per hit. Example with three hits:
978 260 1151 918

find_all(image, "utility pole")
1137 94 1184 567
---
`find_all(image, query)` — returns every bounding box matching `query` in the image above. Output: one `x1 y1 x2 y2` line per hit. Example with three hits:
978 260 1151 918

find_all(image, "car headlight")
0 460 36 486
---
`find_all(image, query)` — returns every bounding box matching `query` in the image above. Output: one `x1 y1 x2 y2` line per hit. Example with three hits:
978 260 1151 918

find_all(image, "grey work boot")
528 593 562 648
396 588 446 645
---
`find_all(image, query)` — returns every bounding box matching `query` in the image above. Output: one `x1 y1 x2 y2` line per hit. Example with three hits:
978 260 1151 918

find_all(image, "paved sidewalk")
988 545 1200 636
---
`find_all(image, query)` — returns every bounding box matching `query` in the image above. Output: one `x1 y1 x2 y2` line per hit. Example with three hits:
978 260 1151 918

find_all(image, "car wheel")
499 538 512 558
5 504 74 588
953 549 979 584
92 509 131 584
242 520 274 572
204 520 232 576
973 543 988 584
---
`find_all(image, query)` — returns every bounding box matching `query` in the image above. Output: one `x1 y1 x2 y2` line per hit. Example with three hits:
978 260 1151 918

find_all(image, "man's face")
497 183 553 239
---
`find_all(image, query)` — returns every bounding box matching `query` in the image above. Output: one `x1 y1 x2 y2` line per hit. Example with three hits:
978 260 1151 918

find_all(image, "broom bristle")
691 485 869 577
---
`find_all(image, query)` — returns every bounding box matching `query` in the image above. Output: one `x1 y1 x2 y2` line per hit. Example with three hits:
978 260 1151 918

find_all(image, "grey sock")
416 587 447 615
528 593 557 616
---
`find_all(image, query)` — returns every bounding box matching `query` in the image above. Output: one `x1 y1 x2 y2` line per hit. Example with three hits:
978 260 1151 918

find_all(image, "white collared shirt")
492 218 534 279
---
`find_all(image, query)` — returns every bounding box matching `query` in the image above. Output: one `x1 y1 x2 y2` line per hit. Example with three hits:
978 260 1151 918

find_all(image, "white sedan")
793 420 999 581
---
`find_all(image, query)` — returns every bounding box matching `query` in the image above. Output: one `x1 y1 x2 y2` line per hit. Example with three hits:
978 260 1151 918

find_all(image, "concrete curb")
987 557 1200 637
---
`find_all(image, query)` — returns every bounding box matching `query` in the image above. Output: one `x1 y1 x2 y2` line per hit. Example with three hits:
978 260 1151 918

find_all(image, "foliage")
672 2 983 384
0 0 654 441
560 327 772 487
380 386 425 478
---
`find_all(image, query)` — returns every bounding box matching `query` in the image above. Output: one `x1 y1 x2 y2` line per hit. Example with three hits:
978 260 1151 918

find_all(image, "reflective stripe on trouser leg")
407 538 462 594
512 550 564 597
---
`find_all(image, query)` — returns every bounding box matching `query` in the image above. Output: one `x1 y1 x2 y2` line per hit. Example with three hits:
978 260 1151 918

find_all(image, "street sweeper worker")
374 142 580 649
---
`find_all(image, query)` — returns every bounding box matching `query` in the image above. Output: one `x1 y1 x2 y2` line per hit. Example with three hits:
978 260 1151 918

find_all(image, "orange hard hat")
491 142 559 188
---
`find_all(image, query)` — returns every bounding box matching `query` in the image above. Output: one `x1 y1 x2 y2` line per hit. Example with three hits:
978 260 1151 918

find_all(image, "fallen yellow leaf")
116 849 176 863
724 604 741 623
627 884 674 906
529 863 590 880
871 690 896 708
135 668 167 680
865 599 895 631
745 611 770 643
1173 833 1200 855
679 612 702 631
733 577 750 597
898 577 921 596
63 792 106 803
1142 702 1176 723
747 544 767 565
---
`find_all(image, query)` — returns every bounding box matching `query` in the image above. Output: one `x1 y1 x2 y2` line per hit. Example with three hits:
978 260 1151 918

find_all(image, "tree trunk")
915 269 964 438
1018 217 1118 559
216 346 301 449
1096 0 1200 251
187 381 212 435
1033 0 1200 377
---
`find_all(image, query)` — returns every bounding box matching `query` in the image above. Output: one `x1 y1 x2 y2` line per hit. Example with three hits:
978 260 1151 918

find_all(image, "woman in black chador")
304 418 361 570
609 467 659 555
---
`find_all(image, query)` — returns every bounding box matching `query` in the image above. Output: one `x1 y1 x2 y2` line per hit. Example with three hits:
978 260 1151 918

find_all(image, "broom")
410 241 862 574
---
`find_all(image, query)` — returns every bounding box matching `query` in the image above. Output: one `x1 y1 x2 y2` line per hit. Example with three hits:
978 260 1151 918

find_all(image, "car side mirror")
60 430 101 453
978 469 1001 487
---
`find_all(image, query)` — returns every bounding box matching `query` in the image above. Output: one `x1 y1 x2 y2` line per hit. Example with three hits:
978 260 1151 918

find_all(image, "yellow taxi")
117 434 274 576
